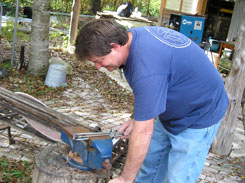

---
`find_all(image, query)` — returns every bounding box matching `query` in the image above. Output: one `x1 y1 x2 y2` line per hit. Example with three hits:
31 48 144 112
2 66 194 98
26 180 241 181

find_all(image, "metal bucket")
44 64 67 87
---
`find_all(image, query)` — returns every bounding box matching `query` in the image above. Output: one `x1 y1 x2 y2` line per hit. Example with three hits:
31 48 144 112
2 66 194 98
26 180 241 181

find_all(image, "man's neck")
122 32 132 66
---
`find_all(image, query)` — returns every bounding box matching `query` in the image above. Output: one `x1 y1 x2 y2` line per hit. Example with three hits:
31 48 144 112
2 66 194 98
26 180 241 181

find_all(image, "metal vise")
60 126 115 171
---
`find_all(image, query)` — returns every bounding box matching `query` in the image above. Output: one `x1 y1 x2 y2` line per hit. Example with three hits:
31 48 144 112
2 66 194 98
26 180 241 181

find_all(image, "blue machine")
169 14 205 44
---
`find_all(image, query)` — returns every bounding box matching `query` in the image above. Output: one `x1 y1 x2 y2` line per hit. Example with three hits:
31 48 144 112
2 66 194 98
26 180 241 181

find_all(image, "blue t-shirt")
123 26 229 135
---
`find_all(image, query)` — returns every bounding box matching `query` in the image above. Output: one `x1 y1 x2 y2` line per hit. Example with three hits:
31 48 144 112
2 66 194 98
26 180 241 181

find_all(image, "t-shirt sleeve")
132 74 168 121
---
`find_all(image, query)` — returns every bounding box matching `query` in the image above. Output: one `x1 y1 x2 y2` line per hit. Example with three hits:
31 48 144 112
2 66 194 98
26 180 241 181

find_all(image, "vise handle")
73 131 124 141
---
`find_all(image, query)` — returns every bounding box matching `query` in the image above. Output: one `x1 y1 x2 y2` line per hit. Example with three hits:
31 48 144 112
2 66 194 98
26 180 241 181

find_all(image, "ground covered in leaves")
0 157 33 183
0 36 134 112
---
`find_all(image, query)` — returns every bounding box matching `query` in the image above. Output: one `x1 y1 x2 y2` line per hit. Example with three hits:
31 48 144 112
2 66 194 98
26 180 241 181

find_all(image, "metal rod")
73 131 124 140
11 0 19 68
0 125 15 145
0 3 2 35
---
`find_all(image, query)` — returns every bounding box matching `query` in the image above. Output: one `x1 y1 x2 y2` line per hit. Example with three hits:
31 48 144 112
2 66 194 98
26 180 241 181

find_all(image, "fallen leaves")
0 157 33 183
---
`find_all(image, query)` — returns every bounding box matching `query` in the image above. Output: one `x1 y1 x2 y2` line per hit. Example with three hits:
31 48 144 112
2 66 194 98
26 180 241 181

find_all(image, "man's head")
75 19 129 66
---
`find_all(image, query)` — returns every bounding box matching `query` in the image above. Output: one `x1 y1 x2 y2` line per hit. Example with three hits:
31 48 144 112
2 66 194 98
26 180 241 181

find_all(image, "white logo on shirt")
145 26 191 48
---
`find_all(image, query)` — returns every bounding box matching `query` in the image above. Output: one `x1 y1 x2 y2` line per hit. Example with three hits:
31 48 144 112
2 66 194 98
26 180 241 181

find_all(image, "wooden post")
69 0 81 46
32 144 106 183
211 8 245 155
196 0 208 15
179 0 184 13
158 0 167 26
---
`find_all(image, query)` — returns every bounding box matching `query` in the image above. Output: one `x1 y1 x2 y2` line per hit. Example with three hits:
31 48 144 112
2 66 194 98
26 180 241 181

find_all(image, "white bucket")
44 64 67 87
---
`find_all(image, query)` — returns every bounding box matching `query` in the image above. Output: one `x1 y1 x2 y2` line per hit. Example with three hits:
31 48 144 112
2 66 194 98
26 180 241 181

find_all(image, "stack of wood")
0 87 92 134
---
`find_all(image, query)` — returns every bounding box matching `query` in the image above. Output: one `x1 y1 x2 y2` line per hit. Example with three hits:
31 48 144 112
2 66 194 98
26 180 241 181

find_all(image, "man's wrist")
120 173 134 183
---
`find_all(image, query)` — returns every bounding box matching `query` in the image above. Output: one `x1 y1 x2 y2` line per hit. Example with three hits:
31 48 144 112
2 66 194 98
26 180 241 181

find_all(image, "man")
75 19 229 183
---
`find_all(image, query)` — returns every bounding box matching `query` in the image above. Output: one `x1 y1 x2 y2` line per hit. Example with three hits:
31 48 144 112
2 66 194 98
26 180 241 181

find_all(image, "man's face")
88 45 124 72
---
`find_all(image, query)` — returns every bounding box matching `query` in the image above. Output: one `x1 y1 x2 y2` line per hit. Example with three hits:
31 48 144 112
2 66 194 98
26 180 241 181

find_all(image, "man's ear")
110 43 121 50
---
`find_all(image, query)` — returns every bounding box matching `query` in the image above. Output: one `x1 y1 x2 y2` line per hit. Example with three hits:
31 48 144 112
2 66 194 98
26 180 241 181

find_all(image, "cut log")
32 144 106 183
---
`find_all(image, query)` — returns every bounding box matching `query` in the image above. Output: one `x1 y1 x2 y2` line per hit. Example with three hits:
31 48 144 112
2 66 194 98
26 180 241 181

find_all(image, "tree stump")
32 144 106 183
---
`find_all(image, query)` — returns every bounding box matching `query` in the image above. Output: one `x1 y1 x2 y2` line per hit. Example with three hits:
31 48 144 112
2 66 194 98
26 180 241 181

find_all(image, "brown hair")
75 19 128 61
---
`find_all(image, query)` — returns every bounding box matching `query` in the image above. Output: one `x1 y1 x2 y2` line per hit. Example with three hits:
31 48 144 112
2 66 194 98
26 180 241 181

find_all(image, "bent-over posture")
75 19 229 183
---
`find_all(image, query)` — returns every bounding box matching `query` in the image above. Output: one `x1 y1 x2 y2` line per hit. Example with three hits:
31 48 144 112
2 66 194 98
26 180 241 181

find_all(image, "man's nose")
95 63 101 70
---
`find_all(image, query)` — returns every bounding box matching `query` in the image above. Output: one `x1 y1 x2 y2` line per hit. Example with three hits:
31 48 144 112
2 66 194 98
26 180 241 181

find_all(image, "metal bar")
0 111 18 119
0 125 15 145
11 0 19 68
0 3 2 35
73 131 124 140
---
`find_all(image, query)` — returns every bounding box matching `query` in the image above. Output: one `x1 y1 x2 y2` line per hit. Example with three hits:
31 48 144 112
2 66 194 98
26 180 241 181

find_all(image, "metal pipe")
10 0 19 68
0 3 2 35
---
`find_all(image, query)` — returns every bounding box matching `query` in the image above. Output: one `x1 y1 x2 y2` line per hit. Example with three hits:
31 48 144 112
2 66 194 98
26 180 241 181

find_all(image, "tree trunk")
32 144 105 183
28 0 50 76
241 88 245 134
146 0 151 16
211 9 245 155
69 0 81 46
91 0 101 15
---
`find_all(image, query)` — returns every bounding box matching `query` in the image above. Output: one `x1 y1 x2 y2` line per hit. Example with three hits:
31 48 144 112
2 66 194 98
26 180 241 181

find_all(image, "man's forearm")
120 119 154 182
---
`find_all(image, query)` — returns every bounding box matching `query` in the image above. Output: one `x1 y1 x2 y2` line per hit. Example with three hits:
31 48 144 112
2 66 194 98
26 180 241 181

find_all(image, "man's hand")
118 119 134 139
108 176 133 183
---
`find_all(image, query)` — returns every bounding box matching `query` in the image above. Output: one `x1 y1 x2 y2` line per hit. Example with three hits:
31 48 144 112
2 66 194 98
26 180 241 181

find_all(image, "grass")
1 20 30 43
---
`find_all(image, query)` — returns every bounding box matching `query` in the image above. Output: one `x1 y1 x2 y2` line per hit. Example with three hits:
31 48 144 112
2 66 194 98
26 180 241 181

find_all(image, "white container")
44 64 67 87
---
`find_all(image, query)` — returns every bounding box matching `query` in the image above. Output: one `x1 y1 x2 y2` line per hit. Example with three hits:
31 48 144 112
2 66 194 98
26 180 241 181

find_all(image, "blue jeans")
135 118 221 183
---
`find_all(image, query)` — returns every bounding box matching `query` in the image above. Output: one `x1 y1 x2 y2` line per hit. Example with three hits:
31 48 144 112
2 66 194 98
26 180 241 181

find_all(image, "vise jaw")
61 126 113 171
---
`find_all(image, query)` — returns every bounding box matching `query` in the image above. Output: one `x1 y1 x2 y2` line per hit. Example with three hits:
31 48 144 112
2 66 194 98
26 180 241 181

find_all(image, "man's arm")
109 118 154 183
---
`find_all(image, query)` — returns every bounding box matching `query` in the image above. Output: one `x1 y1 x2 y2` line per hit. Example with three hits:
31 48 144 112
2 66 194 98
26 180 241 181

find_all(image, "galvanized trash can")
44 64 67 87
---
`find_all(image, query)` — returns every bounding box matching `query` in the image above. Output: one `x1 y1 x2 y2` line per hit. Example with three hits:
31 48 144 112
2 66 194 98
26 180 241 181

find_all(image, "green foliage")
101 2 115 12
101 0 161 17
1 20 15 41
62 34 69 48
1 20 30 42
50 31 63 39
50 0 73 13
51 22 70 30
0 159 8 168
1 0 160 18
1 0 32 7
1 0 32 16
50 31 69 48
148 0 161 17
0 59 12 70
0 157 33 182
